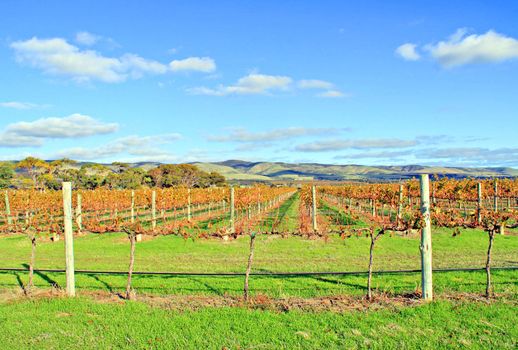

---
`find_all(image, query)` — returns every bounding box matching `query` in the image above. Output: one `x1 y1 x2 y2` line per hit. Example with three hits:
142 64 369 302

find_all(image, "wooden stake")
187 188 192 222
4 190 12 225
419 174 433 301
230 187 235 234
477 183 482 224
62 182 75 297
151 190 156 231
76 193 82 233
397 184 403 225
312 185 318 232
130 190 135 224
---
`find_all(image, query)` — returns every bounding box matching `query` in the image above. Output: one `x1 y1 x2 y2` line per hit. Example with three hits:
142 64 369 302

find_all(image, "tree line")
0 157 226 190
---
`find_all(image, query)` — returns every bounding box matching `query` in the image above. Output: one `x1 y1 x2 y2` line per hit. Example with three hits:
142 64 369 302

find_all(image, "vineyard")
0 176 517 302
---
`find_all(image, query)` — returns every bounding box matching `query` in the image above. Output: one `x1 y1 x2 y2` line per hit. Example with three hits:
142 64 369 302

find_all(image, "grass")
0 226 516 298
0 297 516 349
1 217 517 349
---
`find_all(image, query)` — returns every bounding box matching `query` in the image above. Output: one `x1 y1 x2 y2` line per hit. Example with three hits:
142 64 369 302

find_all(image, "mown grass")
0 226 516 298
0 297 516 349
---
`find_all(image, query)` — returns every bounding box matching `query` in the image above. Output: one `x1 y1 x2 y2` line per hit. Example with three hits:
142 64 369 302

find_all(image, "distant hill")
192 160 518 183
7 159 517 183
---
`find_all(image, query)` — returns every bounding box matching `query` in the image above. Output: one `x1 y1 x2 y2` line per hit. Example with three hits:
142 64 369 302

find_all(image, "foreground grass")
0 297 516 349
0 227 517 298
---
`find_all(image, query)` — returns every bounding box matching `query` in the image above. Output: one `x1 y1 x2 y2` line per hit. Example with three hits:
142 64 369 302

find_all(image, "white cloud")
208 127 346 143
56 133 181 161
426 29 518 67
298 79 334 89
189 73 292 96
295 138 418 152
0 114 118 147
317 90 347 98
7 114 118 138
10 37 169 83
395 43 421 61
169 57 216 72
0 101 45 110
75 31 100 46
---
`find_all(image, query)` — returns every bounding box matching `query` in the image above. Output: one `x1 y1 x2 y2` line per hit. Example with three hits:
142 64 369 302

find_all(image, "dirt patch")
2 288 515 313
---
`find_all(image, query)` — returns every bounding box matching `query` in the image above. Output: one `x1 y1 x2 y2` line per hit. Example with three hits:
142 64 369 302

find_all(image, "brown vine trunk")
126 232 136 300
485 229 495 298
367 237 375 300
27 234 36 294
244 234 256 302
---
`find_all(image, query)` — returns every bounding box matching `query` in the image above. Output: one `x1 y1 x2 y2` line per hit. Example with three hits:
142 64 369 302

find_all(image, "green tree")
0 163 14 189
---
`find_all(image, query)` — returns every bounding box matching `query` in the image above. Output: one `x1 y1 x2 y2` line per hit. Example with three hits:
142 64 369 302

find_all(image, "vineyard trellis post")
420 174 433 301
230 187 235 234
151 190 157 231
76 193 82 232
494 179 498 213
4 190 12 225
477 183 482 224
130 190 135 224
397 184 403 225
62 182 75 297
312 185 318 232
187 188 192 222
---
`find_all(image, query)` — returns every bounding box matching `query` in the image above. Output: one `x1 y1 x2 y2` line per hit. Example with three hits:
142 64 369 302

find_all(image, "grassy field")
0 225 517 298
0 297 516 349
1 215 517 349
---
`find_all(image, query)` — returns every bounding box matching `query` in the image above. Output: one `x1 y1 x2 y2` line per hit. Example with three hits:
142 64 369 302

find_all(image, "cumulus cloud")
10 37 214 83
188 73 292 96
0 114 118 147
295 138 418 152
169 57 216 73
397 29 518 67
75 31 100 46
55 133 181 161
426 29 518 67
208 127 347 143
395 43 421 61
7 114 118 138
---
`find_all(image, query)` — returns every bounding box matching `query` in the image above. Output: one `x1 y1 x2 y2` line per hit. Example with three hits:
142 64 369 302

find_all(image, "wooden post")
187 188 192 222
311 185 318 232
477 183 482 224
76 193 82 232
397 184 403 225
419 174 433 301
130 190 135 224
494 179 498 212
62 182 75 297
4 190 12 225
151 190 156 231
229 187 235 234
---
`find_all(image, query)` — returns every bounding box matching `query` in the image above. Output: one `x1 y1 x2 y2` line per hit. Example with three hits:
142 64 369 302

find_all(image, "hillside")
193 160 518 182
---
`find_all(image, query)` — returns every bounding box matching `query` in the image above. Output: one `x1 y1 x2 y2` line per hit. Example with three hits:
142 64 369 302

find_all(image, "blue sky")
1 0 517 167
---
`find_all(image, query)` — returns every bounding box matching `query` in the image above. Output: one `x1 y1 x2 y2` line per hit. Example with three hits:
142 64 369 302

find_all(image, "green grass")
0 227 516 298
0 297 516 349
